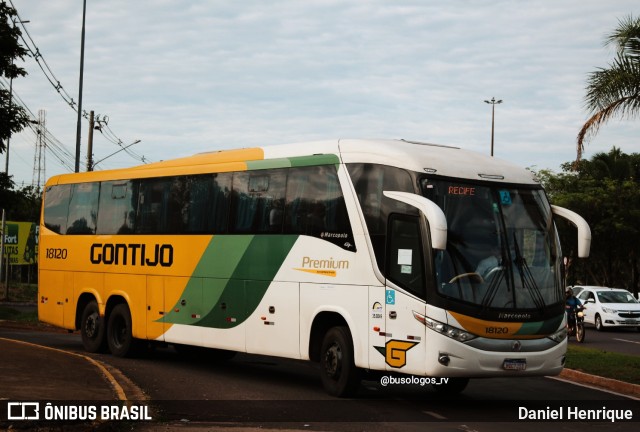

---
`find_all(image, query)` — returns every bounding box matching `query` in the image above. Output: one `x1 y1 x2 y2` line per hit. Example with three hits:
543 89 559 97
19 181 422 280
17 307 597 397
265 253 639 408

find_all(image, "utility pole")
74 0 87 172
87 110 94 171
484 97 503 157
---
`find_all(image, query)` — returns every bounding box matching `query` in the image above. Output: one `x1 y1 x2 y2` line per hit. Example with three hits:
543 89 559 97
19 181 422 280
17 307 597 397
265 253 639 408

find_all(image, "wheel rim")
596 316 602 330
324 342 342 379
85 312 99 339
111 315 126 349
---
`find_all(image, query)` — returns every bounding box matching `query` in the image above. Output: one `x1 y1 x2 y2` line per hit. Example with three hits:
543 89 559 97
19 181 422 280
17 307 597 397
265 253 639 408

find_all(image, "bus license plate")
503 359 527 371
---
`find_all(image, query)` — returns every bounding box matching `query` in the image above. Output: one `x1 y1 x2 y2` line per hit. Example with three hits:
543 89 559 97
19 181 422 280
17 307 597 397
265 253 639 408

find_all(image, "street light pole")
484 97 502 157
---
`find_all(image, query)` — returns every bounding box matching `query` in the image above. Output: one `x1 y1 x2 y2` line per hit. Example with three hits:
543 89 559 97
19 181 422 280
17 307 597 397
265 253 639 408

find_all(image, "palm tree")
576 15 640 165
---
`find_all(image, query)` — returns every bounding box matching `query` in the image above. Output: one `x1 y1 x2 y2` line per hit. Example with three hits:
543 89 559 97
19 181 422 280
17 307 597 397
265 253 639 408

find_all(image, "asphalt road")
571 324 640 355
0 326 638 431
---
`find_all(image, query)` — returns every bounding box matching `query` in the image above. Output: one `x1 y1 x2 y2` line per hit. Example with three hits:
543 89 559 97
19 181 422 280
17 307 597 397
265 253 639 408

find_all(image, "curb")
559 368 640 399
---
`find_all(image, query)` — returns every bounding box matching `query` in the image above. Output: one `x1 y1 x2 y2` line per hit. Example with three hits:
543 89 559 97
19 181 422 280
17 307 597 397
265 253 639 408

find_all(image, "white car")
576 286 640 331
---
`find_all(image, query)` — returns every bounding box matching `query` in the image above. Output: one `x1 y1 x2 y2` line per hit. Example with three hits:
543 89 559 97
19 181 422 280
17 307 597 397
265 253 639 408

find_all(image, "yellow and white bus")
38 139 590 396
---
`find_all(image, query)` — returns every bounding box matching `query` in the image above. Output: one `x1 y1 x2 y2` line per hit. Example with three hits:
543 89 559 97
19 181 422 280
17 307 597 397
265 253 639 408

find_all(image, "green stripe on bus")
161 235 299 328
516 315 564 335
245 154 340 171
288 154 340 167
246 158 292 170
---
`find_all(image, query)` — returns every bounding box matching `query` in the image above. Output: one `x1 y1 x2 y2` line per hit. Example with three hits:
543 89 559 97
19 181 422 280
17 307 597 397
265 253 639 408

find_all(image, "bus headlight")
548 326 567 343
414 312 477 342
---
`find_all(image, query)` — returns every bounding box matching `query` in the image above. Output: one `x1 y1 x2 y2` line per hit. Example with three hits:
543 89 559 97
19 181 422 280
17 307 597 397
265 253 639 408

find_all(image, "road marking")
422 410 447 420
0 336 127 401
549 375 640 401
614 338 640 345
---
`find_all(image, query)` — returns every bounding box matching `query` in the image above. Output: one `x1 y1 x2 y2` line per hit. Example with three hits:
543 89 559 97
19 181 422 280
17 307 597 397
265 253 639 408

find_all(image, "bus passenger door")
383 215 427 375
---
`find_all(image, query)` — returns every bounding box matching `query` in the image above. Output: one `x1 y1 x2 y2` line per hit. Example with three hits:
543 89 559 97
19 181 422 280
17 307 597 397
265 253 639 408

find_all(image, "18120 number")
46 248 68 259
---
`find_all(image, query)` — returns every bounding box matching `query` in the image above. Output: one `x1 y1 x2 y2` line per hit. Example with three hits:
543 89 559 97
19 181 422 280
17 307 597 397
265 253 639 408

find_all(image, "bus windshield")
421 177 563 311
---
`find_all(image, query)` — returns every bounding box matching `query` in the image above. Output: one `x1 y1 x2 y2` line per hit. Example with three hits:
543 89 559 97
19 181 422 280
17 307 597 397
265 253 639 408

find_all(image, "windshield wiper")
512 233 545 310
480 266 506 309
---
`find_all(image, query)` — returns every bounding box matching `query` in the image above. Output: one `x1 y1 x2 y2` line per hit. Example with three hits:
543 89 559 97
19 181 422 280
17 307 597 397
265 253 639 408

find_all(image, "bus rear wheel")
107 303 136 357
320 326 360 397
80 300 106 353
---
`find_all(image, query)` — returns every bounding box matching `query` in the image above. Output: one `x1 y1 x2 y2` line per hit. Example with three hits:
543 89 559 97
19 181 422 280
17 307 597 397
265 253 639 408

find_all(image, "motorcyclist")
565 287 583 332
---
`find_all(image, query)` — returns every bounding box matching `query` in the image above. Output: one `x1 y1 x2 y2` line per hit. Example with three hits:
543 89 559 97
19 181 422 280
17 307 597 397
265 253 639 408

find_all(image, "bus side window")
284 165 354 249
43 184 72 234
136 179 171 234
96 180 137 234
66 183 99 235
231 170 286 234
180 173 232 234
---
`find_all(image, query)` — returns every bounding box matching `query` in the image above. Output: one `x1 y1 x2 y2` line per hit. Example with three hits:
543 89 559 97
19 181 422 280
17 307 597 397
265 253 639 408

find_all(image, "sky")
4 0 640 187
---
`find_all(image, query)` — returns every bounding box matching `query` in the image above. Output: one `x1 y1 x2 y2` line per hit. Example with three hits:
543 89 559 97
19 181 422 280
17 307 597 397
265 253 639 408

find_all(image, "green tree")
576 15 640 164
0 172 40 223
540 148 640 295
0 170 15 203
0 1 30 154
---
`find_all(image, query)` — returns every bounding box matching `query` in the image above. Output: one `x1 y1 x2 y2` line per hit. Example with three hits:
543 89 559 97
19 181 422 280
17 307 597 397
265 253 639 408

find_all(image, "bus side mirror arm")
383 191 448 250
551 205 591 258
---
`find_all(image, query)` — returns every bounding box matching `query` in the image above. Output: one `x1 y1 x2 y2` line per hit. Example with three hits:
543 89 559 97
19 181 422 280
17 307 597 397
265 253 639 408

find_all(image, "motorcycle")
566 305 586 343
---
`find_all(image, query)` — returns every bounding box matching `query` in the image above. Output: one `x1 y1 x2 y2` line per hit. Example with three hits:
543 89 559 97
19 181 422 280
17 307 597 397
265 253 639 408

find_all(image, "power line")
1 79 77 172
7 0 150 166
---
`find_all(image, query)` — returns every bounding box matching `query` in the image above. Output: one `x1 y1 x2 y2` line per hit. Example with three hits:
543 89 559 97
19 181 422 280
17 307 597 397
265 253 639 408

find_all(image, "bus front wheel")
107 303 136 357
319 326 360 397
80 300 106 353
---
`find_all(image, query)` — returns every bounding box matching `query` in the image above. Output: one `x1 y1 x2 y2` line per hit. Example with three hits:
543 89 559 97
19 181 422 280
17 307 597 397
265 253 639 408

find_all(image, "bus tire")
107 303 136 357
320 326 360 397
80 300 107 353
432 377 469 396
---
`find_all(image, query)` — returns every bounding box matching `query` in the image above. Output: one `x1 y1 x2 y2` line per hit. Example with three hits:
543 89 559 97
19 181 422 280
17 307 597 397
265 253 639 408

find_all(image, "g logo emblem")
383 340 418 368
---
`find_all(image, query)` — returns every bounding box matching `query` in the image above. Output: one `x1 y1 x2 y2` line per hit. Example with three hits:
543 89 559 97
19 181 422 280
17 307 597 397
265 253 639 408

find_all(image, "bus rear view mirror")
551 205 591 258
383 191 448 250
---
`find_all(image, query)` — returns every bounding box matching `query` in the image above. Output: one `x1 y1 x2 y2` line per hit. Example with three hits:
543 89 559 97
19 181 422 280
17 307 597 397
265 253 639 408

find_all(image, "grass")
0 282 38 303
565 345 640 385
0 305 39 323
0 282 38 324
